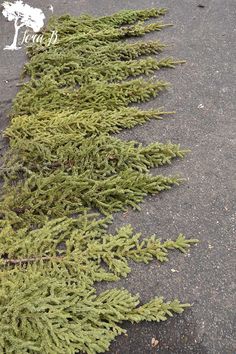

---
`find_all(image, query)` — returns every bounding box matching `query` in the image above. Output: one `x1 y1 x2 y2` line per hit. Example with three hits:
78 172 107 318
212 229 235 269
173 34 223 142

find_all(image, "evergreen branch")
0 217 197 279
48 8 168 35
12 78 169 116
1 169 181 228
24 40 167 79
5 129 187 173
0 270 189 354
24 57 184 85
5 107 171 142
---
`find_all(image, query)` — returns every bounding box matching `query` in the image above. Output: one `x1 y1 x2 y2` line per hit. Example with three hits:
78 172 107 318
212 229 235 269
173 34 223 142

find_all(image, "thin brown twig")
2 255 64 265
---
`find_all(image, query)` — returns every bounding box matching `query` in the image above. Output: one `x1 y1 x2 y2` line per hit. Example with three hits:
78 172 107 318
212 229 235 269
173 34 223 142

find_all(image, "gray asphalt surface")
0 1 235 353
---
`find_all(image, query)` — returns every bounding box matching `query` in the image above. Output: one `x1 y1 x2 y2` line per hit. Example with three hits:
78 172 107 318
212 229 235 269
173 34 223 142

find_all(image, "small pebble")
171 268 179 273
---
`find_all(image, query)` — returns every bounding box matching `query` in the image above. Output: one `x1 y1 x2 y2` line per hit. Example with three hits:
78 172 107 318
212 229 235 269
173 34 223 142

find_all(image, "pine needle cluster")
0 8 197 353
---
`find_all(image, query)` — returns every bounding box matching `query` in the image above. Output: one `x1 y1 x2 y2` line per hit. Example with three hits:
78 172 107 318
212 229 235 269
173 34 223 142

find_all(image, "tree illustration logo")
2 0 45 50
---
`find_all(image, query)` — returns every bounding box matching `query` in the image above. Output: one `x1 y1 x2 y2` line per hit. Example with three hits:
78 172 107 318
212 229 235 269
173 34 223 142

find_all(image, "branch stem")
2 255 64 265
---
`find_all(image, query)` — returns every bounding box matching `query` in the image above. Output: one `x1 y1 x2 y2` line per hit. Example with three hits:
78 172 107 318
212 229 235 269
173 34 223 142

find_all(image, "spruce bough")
0 8 197 353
